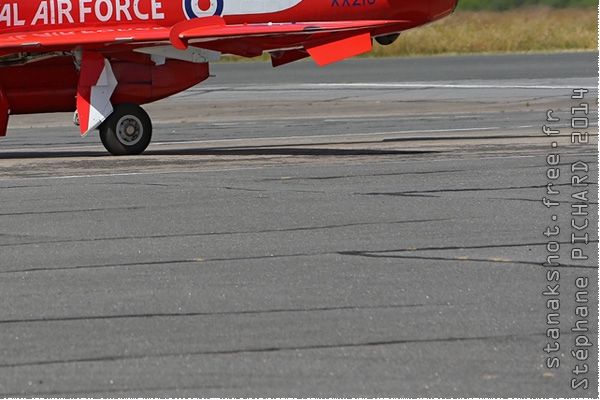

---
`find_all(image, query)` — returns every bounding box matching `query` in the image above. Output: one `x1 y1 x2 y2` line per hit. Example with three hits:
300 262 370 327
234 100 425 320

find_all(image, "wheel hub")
116 116 143 146
125 125 136 136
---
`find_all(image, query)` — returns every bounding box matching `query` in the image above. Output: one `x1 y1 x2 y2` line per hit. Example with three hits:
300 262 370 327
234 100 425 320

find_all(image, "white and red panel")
76 52 117 136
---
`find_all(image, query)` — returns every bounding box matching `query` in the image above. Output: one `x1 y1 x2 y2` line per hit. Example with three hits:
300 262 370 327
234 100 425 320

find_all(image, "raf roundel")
183 0 224 19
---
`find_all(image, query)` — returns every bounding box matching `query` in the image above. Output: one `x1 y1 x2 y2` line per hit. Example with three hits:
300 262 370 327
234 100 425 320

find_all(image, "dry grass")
369 8 598 56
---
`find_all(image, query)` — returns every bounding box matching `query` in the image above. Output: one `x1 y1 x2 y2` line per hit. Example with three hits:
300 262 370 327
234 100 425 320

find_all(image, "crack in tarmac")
0 302 465 325
0 218 446 251
2 383 237 398
3 239 596 276
360 182 579 196
0 332 544 369
0 206 147 217
339 240 598 269
340 250 597 269
261 168 469 182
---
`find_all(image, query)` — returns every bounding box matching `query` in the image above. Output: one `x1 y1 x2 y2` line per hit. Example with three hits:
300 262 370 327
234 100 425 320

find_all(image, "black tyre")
99 103 152 155
375 33 400 46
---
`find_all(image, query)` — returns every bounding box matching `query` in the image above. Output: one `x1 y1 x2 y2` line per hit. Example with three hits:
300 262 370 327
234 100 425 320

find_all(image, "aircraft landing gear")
99 102 152 155
375 33 400 46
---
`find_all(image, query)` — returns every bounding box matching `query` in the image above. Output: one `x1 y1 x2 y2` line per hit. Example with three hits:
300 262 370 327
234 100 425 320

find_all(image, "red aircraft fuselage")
0 0 457 154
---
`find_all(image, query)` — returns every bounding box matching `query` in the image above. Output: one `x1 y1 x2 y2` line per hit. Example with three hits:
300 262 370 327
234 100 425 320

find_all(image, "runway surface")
0 53 598 397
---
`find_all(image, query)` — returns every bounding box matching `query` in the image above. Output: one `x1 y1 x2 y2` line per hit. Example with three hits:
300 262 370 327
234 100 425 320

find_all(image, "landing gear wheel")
375 33 400 46
99 102 152 155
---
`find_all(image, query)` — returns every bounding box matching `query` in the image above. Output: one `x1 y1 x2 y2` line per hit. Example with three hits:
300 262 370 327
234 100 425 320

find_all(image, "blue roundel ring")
184 0 224 19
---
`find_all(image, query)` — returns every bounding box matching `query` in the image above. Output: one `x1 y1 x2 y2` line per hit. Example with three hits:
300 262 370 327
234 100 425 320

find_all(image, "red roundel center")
199 0 212 11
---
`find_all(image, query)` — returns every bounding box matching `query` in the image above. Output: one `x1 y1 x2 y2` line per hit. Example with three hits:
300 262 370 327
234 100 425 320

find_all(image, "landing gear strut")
99 102 152 155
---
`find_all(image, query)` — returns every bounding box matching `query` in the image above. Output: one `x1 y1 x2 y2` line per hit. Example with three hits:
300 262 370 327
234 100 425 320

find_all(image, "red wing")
0 17 409 65
0 25 171 53
169 17 410 65
170 17 407 48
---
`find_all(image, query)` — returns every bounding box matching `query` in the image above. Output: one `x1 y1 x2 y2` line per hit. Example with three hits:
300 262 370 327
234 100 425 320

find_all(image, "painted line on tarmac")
310 83 595 90
201 83 596 91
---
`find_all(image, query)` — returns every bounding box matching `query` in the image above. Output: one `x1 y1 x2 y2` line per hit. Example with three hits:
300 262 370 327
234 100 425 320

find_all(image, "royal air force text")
0 0 165 27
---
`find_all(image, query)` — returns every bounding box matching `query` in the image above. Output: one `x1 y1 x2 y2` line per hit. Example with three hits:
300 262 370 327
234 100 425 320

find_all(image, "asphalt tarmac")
0 53 598 397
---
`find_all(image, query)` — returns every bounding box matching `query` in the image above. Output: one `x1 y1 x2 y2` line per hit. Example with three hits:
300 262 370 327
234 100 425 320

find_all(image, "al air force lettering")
0 1 166 26
0 0 307 26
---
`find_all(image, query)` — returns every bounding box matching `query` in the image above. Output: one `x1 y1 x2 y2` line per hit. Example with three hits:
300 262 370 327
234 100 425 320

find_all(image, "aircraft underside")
0 0 457 155
0 53 212 154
